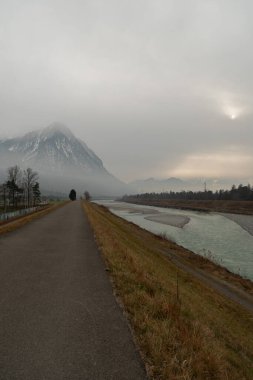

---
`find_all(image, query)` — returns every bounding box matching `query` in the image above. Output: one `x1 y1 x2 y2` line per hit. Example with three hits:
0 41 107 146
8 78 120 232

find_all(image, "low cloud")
0 1 253 182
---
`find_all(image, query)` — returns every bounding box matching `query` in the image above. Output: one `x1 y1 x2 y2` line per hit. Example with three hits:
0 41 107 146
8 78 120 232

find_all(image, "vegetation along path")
84 202 253 379
0 201 147 380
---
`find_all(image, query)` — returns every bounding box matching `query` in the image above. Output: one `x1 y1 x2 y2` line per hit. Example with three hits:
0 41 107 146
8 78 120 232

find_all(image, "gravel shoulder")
159 246 253 313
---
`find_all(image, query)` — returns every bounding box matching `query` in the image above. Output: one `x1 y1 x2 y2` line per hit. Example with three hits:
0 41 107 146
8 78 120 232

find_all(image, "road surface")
0 201 147 380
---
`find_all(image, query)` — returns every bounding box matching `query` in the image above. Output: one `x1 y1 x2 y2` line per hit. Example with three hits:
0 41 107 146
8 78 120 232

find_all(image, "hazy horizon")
1 1 253 183
0 122 251 187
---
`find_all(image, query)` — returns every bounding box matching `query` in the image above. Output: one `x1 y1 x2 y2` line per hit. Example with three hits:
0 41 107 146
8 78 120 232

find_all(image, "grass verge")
0 201 68 235
83 201 253 380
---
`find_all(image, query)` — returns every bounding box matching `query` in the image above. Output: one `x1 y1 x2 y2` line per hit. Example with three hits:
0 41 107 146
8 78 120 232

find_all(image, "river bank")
123 198 253 215
100 200 253 281
121 198 253 236
84 201 253 380
221 212 253 236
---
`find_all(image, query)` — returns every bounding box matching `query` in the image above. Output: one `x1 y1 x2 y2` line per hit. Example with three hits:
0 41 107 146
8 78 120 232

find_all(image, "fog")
0 0 253 183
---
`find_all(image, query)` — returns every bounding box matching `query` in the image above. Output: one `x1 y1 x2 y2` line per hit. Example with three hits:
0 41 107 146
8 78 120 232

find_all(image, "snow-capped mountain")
0 123 127 196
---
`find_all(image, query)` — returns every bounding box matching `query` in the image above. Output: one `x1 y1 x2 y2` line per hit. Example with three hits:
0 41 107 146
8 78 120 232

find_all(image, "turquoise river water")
96 200 253 281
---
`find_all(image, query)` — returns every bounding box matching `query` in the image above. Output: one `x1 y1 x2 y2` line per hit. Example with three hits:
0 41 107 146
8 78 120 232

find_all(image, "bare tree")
8 165 21 181
0 184 8 211
7 165 22 208
84 191 91 201
32 182 41 206
23 168 39 207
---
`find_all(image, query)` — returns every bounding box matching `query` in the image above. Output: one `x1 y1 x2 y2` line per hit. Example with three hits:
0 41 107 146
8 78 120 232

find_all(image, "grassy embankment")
123 198 253 215
83 201 253 380
0 201 68 235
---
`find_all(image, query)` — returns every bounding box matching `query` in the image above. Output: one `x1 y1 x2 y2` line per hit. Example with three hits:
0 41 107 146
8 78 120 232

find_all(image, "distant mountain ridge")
0 123 127 196
129 176 251 193
1 123 250 197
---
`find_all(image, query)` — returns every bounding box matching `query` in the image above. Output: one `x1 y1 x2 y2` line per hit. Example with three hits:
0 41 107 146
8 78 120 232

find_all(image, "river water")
95 200 253 281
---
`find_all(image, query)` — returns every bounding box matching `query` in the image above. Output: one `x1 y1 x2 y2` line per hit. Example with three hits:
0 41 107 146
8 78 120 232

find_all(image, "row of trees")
122 184 253 202
68 189 91 201
0 165 41 211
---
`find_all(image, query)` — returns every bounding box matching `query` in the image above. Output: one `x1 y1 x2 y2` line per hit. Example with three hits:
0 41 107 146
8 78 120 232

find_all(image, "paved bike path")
0 201 147 380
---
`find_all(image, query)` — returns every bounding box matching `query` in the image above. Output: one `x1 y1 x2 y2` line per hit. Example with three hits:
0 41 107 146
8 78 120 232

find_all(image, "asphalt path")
0 201 147 380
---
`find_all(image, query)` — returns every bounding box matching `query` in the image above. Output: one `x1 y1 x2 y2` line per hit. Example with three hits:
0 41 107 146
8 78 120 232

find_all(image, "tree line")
0 165 41 211
122 183 253 202
68 189 91 201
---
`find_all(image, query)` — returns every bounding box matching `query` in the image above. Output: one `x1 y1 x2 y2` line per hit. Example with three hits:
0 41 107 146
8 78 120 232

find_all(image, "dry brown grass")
0 201 68 235
125 198 253 215
83 201 253 380
154 233 253 297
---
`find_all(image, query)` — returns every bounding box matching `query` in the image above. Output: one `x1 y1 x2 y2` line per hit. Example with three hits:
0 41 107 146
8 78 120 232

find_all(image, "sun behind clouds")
218 91 246 120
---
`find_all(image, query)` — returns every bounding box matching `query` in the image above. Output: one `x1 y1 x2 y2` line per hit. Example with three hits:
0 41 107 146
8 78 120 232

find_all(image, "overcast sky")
0 0 253 182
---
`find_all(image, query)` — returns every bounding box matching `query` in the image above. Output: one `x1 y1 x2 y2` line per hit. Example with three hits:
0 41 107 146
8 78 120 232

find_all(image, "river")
95 200 253 281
